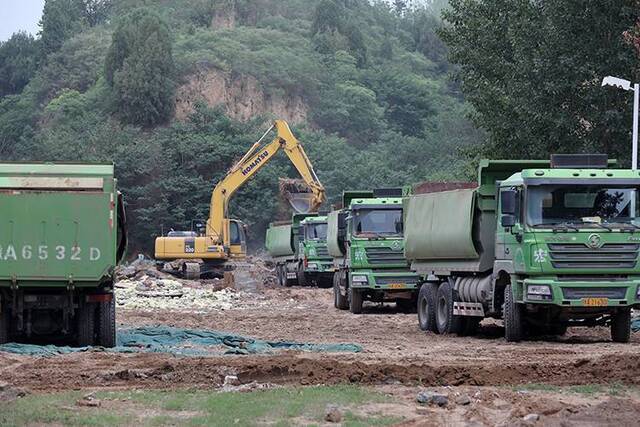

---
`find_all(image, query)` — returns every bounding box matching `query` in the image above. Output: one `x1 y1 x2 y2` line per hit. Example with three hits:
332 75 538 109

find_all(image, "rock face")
175 66 308 124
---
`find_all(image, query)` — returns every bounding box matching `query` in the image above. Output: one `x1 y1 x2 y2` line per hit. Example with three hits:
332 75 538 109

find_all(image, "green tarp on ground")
0 326 362 357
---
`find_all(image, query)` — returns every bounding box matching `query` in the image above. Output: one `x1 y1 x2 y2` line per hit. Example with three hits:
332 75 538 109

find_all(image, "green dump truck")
329 189 419 314
0 163 127 346
405 154 640 342
266 214 334 287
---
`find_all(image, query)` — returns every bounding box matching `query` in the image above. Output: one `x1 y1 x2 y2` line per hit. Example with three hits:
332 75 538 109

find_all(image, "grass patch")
514 383 636 397
0 385 400 427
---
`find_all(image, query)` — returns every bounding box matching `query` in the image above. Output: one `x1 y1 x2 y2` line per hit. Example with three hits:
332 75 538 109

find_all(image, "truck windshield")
526 185 640 228
353 209 403 237
305 223 327 240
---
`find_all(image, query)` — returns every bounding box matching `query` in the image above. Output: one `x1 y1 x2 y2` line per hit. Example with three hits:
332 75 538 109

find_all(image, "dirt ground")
1 265 640 425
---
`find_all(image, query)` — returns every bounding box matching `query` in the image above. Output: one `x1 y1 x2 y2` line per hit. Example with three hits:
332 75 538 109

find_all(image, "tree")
104 9 175 126
39 0 86 56
0 32 41 97
440 0 640 162
311 0 344 35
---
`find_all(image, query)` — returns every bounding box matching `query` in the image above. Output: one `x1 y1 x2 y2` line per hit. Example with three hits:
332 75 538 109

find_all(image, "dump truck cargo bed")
0 164 120 286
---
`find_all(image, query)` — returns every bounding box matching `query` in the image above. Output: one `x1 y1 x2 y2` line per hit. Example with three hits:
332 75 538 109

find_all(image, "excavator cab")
228 219 247 258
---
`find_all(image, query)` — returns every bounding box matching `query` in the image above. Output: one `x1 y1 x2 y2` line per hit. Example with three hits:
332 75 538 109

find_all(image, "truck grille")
315 245 330 258
365 247 406 265
375 276 418 285
547 243 639 269
561 287 627 299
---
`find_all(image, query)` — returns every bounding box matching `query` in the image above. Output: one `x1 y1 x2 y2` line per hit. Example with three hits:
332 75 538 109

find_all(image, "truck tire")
77 302 95 347
97 297 117 348
418 283 438 333
611 309 631 343
349 287 363 314
504 284 524 342
0 306 9 344
277 265 285 287
435 282 463 335
334 273 348 310
297 264 308 287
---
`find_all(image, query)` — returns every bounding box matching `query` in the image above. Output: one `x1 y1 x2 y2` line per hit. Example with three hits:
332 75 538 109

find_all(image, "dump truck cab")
330 189 419 314
266 213 335 288
496 157 640 337
298 216 334 287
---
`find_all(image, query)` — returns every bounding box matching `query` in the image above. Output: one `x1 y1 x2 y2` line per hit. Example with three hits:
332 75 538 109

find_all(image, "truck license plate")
388 283 406 289
582 297 608 307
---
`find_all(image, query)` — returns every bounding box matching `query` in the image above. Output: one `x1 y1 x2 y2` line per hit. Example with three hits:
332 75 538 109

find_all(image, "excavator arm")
206 120 325 245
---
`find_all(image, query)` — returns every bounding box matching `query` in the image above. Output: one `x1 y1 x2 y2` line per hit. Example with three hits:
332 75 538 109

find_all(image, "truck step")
453 302 485 317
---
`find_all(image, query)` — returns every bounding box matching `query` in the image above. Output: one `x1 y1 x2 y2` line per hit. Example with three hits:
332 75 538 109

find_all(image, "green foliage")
0 0 477 251
441 0 640 164
0 32 41 97
39 0 87 55
105 8 175 126
312 0 344 35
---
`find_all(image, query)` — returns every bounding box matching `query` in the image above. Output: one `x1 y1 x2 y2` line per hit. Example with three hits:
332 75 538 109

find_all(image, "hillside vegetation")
0 0 477 251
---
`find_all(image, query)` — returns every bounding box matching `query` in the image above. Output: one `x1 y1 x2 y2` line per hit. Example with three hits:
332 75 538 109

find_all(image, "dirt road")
1 275 639 425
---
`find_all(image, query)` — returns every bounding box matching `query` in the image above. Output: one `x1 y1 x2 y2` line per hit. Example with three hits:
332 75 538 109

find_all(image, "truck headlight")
636 285 640 300
307 263 318 270
351 275 368 284
527 285 552 301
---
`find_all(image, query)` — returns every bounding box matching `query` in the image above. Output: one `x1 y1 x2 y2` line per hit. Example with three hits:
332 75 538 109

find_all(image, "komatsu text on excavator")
154 120 325 278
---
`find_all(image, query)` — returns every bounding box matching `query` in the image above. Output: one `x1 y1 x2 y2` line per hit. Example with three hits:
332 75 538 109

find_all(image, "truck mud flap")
116 192 128 263
453 302 485 317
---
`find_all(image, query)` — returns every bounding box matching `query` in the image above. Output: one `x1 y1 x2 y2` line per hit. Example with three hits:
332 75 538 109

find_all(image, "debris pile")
115 278 241 311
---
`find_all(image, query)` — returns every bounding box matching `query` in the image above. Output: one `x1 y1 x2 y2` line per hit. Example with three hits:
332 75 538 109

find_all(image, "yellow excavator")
154 120 325 278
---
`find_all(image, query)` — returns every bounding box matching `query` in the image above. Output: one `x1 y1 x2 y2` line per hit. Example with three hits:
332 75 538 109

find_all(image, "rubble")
416 391 448 407
523 413 540 423
115 277 242 311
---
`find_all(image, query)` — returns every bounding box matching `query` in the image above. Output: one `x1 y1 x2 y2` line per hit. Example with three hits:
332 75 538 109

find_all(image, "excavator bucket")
280 178 316 213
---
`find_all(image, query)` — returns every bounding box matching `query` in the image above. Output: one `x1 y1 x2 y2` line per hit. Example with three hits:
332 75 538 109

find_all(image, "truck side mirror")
501 214 516 228
501 190 517 215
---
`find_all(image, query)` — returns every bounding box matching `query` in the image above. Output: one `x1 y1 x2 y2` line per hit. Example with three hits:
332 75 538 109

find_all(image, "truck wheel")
276 265 284 287
77 302 95 347
97 296 117 348
349 287 363 314
611 309 631 343
436 282 463 334
504 284 524 342
0 306 9 344
297 265 308 287
334 274 348 310
418 283 438 333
